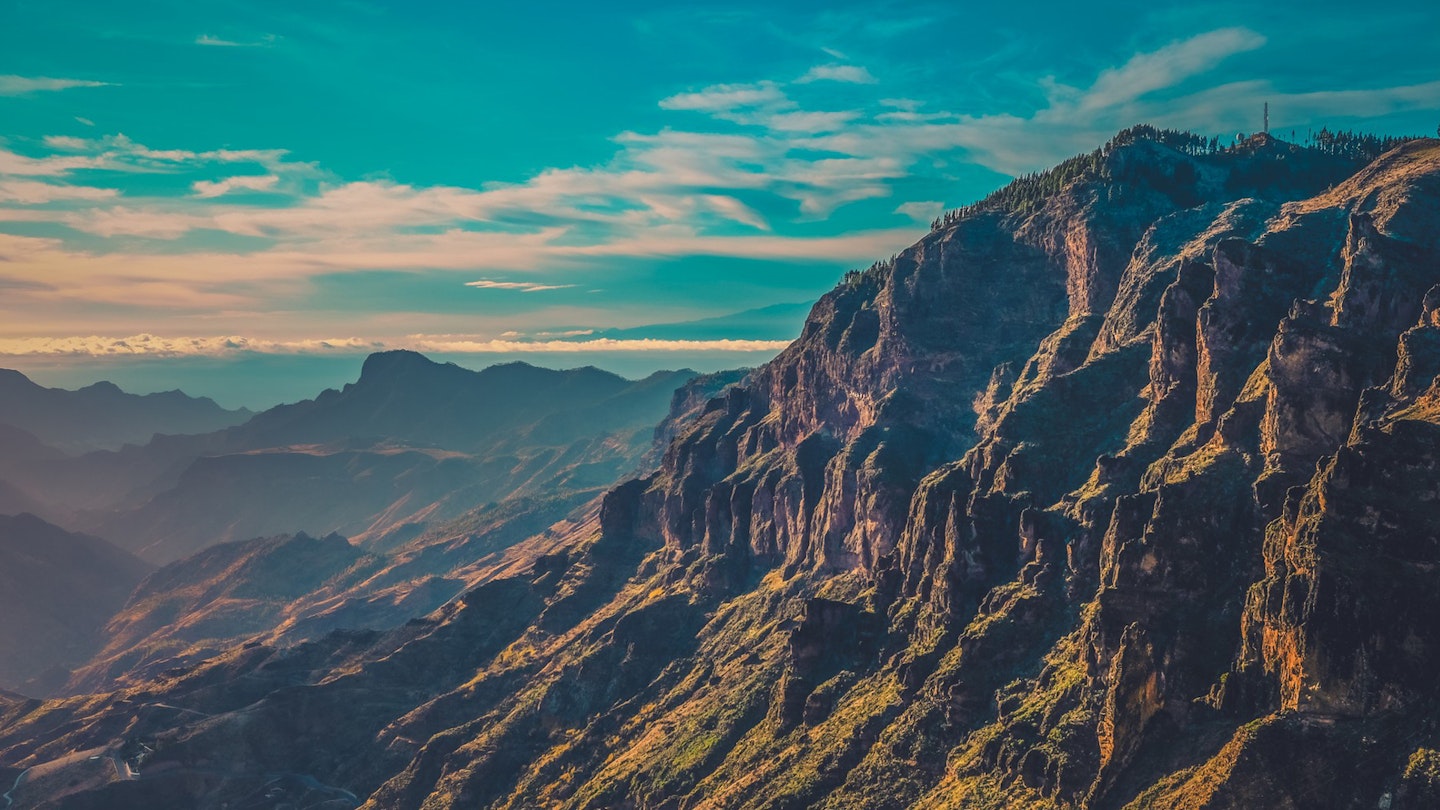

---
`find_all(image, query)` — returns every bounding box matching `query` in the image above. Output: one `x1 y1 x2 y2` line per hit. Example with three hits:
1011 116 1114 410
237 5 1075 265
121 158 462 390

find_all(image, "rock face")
2 129 1439 810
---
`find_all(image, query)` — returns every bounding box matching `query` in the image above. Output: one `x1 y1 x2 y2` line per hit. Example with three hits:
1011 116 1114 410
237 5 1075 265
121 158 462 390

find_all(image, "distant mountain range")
82 353 699 562
0 352 734 694
0 352 702 564
59 366 743 686
0 368 251 453
591 301 813 341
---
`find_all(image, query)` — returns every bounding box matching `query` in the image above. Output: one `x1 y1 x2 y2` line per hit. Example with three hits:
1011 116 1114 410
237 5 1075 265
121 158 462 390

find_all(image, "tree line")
929 124 1423 231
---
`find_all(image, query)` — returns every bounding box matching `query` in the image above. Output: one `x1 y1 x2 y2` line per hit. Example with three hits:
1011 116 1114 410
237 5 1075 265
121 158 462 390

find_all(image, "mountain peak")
0 368 37 389
357 349 448 383
77 380 123 395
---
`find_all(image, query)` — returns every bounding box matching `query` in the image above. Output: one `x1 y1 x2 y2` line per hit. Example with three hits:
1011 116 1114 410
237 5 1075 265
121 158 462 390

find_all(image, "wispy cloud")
40 134 301 174
192 174 281 198
0 181 118 205
784 27 1280 176
894 200 942 223
0 335 382 358
196 33 278 47
797 64 877 84
1071 27 1266 112
0 75 110 95
0 149 104 177
2 25 1430 332
659 81 788 113
465 280 576 292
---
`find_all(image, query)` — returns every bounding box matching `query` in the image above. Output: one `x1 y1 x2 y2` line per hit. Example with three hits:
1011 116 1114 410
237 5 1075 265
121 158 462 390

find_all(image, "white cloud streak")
797 64 877 85
894 200 943 223
465 280 576 292
192 174 281 198
0 75 110 95
196 33 278 47
1074 28 1266 112
659 81 788 112
0 181 118 205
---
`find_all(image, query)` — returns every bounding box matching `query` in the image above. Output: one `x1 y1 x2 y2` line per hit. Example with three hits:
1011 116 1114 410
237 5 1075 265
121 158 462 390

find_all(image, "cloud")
509 329 596 339
764 110 860 133
0 148 104 177
4 25 1428 332
192 174 281 198
659 81 788 113
797 64 877 84
0 75 110 95
196 33 278 47
0 181 118 205
785 27 1279 177
894 200 943 223
1075 27 1266 111
0 333 791 359
465 280 576 292
38 134 303 174
0 334 382 358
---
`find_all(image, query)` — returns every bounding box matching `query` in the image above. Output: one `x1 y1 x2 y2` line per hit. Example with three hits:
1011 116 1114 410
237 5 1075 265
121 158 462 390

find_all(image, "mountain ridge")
0 513 153 695
0 368 251 454
4 356 700 563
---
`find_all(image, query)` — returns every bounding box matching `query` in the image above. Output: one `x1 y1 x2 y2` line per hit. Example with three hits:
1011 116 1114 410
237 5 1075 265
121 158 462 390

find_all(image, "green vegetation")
931 124 1422 229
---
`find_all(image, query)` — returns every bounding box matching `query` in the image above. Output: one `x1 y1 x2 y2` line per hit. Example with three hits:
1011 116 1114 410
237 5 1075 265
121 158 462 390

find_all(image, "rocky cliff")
2 128 1438 810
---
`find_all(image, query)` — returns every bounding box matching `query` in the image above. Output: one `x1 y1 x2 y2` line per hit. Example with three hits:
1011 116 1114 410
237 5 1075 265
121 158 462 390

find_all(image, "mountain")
0 369 251 453
595 301 815 341
62 492 595 693
63 369 748 693
66 532 371 692
223 352 652 450
0 424 65 520
19 355 698 563
0 513 152 695
2 128 1439 809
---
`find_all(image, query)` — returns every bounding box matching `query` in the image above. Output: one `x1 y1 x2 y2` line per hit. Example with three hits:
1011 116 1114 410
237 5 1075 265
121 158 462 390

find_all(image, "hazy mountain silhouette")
0 369 251 453
51 353 700 563
0 513 152 694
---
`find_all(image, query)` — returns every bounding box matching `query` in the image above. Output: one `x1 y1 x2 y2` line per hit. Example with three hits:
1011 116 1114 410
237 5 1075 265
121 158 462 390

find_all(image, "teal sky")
1 0 1438 407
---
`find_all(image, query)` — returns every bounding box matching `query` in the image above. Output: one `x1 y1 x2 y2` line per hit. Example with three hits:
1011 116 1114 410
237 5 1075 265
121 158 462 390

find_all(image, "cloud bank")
0 334 793 359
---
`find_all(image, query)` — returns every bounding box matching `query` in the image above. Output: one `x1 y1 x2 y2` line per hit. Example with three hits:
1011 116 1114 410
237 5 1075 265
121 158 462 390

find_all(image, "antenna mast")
1264 102 1269 134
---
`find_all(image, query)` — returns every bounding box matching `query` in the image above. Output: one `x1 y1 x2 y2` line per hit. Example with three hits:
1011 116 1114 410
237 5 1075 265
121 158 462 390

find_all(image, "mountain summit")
3 129 1439 810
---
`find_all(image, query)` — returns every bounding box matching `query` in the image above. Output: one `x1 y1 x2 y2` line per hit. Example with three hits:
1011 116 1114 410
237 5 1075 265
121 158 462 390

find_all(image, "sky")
1 0 1437 407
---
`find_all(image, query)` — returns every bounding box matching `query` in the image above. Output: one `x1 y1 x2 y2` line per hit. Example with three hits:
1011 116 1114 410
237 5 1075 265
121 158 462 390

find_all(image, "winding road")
2 767 31 809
